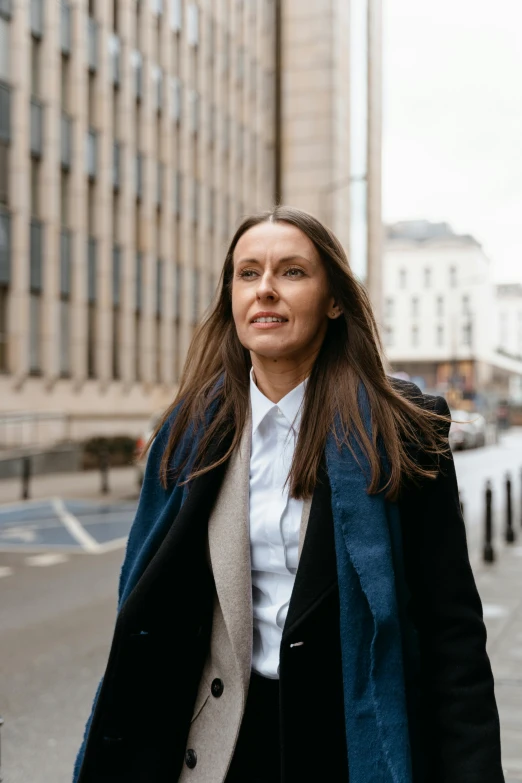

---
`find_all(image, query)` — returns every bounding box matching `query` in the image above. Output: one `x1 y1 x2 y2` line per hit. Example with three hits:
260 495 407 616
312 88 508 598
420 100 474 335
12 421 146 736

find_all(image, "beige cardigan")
178 419 311 782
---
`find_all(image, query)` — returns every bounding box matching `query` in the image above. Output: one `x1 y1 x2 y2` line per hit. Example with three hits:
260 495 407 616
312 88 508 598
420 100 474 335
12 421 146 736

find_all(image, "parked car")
449 409 487 451
135 413 162 486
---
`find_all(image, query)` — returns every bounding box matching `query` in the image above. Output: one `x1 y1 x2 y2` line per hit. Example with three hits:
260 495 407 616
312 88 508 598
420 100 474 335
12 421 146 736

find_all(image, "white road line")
95 536 128 554
25 553 70 567
51 498 101 554
0 566 13 578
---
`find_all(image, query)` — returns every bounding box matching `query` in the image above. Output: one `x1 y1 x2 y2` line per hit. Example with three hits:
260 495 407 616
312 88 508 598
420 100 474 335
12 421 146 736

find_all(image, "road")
0 430 521 783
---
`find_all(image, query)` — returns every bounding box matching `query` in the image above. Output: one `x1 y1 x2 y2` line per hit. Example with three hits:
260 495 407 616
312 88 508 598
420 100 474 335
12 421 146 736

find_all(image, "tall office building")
0 0 277 437
0 0 383 440
280 0 383 311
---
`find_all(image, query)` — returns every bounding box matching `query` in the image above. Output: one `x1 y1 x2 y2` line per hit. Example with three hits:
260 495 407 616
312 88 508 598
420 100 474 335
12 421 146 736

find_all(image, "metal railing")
0 412 70 451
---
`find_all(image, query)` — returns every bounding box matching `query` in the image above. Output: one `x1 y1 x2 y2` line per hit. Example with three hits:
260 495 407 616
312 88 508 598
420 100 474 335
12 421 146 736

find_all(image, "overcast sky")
382 0 522 282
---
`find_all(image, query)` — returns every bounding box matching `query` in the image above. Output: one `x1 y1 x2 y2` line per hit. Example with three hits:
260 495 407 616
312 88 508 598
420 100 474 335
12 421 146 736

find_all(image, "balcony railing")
30 0 43 38
86 128 97 180
30 97 43 158
88 18 98 72
61 112 72 169
113 141 121 191
61 2 72 55
0 83 11 143
109 34 121 87
0 208 11 285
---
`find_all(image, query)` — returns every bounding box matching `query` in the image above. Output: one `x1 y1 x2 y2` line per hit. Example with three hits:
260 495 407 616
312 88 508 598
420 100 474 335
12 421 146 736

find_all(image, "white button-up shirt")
249 369 306 679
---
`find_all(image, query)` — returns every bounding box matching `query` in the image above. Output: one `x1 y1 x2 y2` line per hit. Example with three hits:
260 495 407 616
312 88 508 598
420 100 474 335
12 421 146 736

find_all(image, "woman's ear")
327 300 342 320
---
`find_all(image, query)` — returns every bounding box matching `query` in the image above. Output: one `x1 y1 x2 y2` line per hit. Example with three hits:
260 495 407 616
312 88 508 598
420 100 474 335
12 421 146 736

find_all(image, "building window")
112 245 121 379
462 322 472 347
59 229 72 375
436 295 444 317
0 16 10 81
171 76 182 123
399 268 407 289
187 3 199 46
174 171 182 217
411 297 419 318
192 267 199 323
0 281 8 372
87 237 97 378
0 140 8 205
170 0 182 31
462 294 470 314
449 265 457 288
0 207 10 372
155 258 163 383
29 218 43 373
384 326 393 348
437 324 444 347
134 251 142 381
173 262 182 322
411 325 419 347
499 312 508 348
384 297 393 319
424 267 431 288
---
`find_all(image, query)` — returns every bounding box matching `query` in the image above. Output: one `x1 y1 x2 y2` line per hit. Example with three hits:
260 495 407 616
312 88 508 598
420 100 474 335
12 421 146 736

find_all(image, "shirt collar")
249 368 307 435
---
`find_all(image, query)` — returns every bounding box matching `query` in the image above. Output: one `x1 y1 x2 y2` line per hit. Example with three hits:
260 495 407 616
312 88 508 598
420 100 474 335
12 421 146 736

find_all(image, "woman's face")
231 221 339 366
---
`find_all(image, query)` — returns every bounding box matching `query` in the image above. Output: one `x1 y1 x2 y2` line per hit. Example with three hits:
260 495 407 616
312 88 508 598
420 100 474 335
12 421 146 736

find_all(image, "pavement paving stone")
473 543 522 780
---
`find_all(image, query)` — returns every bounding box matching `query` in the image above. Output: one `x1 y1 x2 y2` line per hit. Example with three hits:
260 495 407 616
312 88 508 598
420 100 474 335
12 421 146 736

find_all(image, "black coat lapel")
282 464 338 639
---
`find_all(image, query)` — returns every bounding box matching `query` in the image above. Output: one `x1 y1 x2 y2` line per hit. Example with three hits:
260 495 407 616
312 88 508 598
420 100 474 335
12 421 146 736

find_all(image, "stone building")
382 220 522 408
0 0 382 443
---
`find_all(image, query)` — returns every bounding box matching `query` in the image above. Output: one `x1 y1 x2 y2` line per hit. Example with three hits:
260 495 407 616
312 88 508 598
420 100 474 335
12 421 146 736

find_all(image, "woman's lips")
250 320 287 330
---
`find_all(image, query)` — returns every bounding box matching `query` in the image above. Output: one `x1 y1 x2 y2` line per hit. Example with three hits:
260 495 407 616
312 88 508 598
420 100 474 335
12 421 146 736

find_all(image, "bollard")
505 473 515 544
21 455 31 501
100 446 110 495
483 480 495 563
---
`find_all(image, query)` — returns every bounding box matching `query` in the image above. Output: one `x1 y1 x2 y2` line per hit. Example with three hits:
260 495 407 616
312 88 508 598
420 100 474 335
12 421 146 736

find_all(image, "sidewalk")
473 543 522 781
0 466 140 506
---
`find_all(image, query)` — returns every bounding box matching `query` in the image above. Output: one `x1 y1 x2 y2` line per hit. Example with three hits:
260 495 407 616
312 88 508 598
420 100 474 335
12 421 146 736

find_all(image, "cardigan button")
211 678 224 698
185 749 197 769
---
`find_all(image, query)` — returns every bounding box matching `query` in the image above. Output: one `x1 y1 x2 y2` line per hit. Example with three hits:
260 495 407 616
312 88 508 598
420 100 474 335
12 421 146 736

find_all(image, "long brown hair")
152 205 448 501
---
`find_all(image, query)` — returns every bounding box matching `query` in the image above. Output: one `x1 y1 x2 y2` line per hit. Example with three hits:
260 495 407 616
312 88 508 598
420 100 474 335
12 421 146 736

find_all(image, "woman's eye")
285 268 304 278
238 269 257 278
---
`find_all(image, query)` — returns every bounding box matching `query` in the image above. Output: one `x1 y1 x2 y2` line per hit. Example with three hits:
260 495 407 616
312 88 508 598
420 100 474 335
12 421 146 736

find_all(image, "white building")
382 221 522 407
495 284 522 402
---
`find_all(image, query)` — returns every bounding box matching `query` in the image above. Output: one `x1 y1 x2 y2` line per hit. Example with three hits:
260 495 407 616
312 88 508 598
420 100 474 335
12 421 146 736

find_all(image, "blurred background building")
0 0 382 446
383 220 522 411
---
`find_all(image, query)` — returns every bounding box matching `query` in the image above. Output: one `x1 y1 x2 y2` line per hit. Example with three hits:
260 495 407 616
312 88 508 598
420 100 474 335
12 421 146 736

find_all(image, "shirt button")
211 678 224 698
185 749 197 769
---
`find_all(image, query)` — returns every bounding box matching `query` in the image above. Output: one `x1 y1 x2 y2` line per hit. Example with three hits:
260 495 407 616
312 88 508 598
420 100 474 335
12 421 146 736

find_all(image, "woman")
73 206 503 783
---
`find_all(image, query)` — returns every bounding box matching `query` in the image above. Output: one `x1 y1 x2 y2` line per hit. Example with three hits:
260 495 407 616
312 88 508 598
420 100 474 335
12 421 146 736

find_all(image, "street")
0 434 522 782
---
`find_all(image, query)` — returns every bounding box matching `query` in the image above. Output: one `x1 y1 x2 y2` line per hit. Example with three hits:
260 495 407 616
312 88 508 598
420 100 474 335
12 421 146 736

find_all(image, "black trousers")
224 671 281 783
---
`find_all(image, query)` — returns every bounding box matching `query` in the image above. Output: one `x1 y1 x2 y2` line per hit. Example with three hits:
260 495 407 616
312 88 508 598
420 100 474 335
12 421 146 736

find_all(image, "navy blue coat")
73 381 504 783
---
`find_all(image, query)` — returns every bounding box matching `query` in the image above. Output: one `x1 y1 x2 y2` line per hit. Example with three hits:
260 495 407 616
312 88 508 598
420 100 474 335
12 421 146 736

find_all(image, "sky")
382 0 522 282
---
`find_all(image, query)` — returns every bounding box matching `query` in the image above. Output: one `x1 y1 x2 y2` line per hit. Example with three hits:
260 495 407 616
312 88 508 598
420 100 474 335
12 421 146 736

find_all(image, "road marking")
0 566 13 578
51 498 101 554
24 553 69 567
0 526 37 543
482 603 509 619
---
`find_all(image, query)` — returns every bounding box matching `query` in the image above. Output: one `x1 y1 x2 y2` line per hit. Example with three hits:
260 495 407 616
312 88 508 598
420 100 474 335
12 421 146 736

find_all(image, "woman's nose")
256 274 278 300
